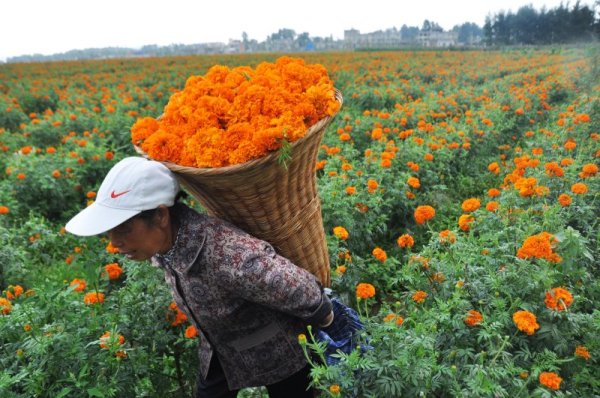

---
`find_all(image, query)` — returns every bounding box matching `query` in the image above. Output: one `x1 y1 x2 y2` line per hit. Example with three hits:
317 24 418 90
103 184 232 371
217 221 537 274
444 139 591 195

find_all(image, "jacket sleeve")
219 239 333 326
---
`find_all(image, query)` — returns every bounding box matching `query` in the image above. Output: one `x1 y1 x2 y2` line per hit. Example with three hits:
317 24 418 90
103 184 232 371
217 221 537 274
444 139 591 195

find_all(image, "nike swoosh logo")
111 190 130 198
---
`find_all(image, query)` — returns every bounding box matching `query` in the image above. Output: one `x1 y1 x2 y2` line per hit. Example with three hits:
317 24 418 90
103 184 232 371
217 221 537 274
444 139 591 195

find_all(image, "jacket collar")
152 204 206 273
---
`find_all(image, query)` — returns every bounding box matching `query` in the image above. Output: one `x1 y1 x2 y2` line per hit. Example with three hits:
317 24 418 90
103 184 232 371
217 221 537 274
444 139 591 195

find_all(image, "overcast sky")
1 0 596 61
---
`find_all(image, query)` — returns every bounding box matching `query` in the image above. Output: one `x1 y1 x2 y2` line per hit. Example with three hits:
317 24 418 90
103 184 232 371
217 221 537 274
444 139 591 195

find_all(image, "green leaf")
55 388 72 398
277 136 292 169
87 387 105 397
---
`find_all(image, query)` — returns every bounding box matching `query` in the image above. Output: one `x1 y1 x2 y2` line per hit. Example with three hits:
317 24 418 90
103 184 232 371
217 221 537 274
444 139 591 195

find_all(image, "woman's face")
106 207 171 261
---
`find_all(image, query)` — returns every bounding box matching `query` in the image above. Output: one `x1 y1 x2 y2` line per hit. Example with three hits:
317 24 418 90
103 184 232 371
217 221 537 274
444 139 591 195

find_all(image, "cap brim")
65 202 141 236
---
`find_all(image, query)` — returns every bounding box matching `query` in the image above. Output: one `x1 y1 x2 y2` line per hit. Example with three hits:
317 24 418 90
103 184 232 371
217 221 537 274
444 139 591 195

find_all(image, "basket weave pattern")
136 90 342 286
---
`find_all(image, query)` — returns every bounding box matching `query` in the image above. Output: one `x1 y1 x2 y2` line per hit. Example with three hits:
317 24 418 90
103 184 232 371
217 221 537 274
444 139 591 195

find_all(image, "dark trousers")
196 355 314 398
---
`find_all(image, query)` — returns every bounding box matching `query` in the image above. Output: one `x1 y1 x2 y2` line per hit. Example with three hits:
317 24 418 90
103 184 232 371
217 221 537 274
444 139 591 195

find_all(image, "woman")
66 156 334 397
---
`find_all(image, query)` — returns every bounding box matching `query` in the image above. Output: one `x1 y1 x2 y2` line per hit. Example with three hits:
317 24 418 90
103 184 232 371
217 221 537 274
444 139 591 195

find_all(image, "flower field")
0 47 598 397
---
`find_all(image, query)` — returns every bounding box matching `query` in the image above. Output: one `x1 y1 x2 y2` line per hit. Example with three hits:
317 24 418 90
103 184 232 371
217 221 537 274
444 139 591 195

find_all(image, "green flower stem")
307 325 328 366
490 330 519 366
514 379 530 398
489 334 512 366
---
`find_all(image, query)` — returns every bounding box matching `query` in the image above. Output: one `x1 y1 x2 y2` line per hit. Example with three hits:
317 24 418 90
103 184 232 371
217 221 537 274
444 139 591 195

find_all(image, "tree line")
483 1 600 45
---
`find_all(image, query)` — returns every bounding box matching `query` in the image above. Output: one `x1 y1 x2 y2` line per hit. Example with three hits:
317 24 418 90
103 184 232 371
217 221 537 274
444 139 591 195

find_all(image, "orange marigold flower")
576 113 590 123
397 234 415 248
105 263 124 280
372 247 388 263
356 283 376 300
464 310 483 326
83 292 105 305
558 193 572 207
575 345 590 360
487 188 501 197
579 163 598 178
329 384 341 395
367 179 378 193
69 278 87 292
106 241 120 254
544 287 573 311
514 177 538 197
371 128 383 140
383 313 397 322
539 372 562 390
0 206 9 214
185 325 198 339
99 331 125 349
461 198 480 213
407 177 420 189
513 310 539 335
355 203 369 213
516 232 561 263
414 205 435 225
458 214 474 231
560 157 574 166
141 131 183 165
407 161 420 172
133 57 339 168
166 301 188 326
412 290 428 304
488 162 500 174
438 229 456 244
486 201 499 212
5 285 23 300
345 186 356 195
571 182 588 195
17 173 26 180
0 297 12 315
130 117 160 146
544 162 564 177
333 226 349 240
564 140 576 150
335 265 347 275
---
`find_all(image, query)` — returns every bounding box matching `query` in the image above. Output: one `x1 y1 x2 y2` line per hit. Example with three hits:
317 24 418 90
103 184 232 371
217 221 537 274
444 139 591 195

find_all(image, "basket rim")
134 89 343 175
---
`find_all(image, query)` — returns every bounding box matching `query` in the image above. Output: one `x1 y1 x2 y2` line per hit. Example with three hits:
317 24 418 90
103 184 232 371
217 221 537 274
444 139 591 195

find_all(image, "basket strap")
260 195 321 243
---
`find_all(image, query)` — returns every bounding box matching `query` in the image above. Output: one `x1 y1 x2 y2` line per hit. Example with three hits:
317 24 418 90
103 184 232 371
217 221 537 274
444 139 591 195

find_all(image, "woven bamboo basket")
135 89 342 287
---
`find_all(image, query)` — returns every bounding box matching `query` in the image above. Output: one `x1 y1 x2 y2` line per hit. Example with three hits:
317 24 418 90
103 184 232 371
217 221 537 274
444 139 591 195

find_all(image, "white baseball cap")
65 157 180 236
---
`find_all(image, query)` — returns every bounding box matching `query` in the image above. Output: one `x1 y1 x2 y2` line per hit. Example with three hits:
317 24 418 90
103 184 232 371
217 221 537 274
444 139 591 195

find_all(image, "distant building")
226 39 244 53
344 28 403 49
200 42 227 53
417 30 458 47
264 37 295 52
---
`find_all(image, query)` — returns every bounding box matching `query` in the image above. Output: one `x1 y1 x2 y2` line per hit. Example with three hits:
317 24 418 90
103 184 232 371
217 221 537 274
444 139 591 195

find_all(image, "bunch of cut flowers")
131 56 340 168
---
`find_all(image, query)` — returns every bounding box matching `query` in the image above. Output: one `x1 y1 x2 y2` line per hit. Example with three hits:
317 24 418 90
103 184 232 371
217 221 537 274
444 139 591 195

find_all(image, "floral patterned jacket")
151 204 332 390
